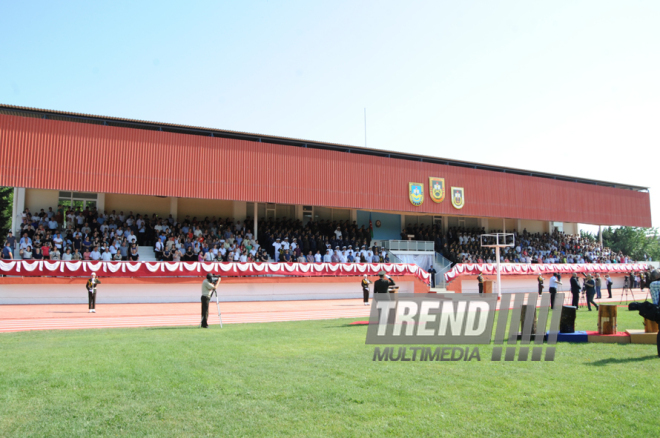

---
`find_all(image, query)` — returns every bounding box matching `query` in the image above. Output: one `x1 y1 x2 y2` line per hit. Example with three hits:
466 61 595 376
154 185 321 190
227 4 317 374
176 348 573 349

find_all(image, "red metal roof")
0 112 652 227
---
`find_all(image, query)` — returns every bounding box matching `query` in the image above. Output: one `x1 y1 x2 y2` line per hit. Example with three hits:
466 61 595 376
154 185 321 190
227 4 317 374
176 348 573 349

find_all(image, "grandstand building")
0 104 652 241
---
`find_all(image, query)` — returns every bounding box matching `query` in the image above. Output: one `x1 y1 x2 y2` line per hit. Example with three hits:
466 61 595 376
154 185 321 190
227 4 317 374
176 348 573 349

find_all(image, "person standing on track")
548 272 562 308
201 273 218 328
584 274 598 311
477 273 484 294
86 272 101 313
570 273 581 307
537 275 544 296
605 274 613 298
361 274 372 306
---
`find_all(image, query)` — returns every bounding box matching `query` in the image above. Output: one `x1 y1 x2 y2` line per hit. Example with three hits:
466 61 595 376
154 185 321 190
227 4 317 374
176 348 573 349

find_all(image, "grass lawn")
0 305 658 437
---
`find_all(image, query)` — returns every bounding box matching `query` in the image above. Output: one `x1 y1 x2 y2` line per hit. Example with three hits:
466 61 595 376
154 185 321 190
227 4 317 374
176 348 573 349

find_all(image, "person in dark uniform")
200 273 218 328
477 273 484 294
86 272 101 313
361 274 372 306
373 271 395 294
428 265 437 288
570 273 581 307
584 275 598 311
537 275 544 296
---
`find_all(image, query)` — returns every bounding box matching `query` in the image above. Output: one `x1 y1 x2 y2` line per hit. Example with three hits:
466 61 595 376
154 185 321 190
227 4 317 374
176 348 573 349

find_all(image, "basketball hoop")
480 233 515 297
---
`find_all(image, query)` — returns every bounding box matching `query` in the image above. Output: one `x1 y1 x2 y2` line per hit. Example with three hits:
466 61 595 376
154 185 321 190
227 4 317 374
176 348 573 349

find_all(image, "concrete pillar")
599 225 602 246
12 187 26 234
401 214 406 233
517 219 522 233
97 193 106 213
294 205 303 221
443 216 448 233
502 218 506 233
350 209 357 223
170 197 178 221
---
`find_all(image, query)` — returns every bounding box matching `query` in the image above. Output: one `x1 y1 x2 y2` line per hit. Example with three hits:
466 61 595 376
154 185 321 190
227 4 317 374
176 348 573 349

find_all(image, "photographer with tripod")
201 273 220 328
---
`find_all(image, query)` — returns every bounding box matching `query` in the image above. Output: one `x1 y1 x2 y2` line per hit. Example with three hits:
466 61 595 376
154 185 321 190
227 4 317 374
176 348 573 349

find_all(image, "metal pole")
496 246 501 298
364 108 367 147
254 203 258 240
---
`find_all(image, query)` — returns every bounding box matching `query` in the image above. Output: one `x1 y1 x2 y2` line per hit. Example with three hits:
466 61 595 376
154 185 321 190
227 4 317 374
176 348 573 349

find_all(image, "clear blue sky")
1 1 658 228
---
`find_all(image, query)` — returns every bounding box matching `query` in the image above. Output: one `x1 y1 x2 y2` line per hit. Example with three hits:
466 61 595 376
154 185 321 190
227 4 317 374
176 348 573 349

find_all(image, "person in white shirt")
323 250 332 263
127 232 137 244
314 251 322 263
282 238 290 251
364 252 373 263
90 247 102 261
101 250 113 261
239 253 248 263
61 248 72 261
233 251 241 262
334 227 342 239
548 273 562 308
205 251 215 262
272 238 282 262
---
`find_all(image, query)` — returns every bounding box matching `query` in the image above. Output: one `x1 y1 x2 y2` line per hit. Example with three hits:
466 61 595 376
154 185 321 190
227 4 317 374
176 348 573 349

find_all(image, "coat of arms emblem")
451 187 465 209
409 182 424 206
429 177 445 203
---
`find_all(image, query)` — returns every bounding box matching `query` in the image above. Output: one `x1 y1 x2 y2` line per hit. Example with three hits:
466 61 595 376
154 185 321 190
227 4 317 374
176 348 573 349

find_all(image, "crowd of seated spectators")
5 207 141 262
402 224 634 265
3 206 393 264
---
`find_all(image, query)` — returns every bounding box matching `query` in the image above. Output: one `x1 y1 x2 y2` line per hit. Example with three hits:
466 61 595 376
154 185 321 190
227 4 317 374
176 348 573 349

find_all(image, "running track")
0 299 373 333
0 288 646 333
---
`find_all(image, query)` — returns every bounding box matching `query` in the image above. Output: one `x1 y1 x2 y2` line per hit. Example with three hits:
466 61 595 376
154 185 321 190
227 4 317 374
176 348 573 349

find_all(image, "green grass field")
0 306 658 437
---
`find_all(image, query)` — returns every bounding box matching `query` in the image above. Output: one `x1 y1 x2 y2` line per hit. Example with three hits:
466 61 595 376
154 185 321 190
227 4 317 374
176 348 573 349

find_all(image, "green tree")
0 186 12 238
602 226 660 261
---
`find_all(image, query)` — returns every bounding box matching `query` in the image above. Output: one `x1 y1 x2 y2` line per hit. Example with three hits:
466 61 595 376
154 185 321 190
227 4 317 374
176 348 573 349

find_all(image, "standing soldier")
361 274 372 306
200 273 218 328
477 273 484 294
373 271 395 294
86 272 101 313
537 275 544 296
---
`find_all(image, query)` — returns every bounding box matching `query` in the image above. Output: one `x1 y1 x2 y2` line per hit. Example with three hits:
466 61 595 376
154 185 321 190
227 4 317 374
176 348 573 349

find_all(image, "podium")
483 280 494 294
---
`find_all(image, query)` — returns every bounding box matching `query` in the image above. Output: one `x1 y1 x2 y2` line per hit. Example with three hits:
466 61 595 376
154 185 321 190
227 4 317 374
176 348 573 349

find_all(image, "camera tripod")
620 278 635 303
212 290 223 328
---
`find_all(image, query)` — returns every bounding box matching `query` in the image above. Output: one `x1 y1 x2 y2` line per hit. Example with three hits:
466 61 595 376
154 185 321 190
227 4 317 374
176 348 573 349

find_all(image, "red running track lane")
0 299 373 333
0 288 647 333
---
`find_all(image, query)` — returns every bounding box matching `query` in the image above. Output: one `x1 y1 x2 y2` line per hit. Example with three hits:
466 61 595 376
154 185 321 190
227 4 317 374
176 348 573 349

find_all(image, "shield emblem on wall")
409 182 424 206
429 177 445 203
451 187 465 209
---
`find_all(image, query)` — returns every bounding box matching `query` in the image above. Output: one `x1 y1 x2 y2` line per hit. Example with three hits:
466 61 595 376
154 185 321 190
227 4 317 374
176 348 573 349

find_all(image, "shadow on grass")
146 326 200 331
587 355 659 366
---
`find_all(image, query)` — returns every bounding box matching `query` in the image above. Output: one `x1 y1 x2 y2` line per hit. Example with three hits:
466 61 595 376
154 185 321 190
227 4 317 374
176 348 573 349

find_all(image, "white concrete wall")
105 193 171 217
25 188 59 213
0 281 416 304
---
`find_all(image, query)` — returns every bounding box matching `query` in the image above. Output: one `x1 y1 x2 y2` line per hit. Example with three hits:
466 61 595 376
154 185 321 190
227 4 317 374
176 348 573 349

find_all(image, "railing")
433 252 453 289
375 240 435 252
